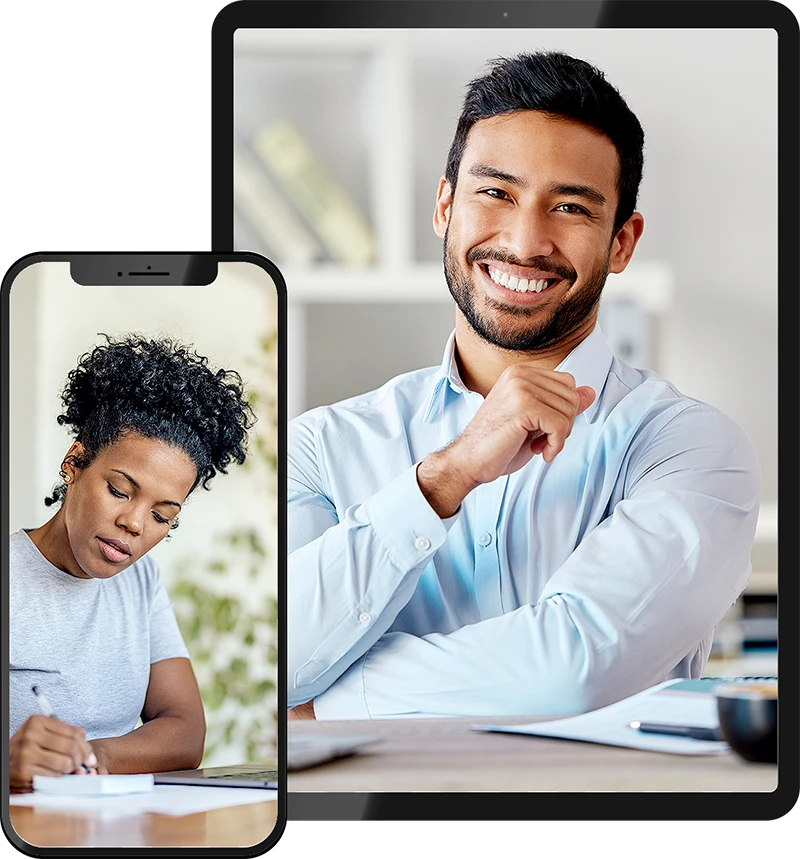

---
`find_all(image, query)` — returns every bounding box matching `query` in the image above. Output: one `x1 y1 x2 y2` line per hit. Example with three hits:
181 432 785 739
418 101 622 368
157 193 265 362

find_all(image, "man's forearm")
91 714 205 774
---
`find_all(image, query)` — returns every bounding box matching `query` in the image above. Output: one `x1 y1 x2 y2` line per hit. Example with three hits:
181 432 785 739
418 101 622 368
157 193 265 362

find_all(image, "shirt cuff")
363 463 459 571
313 654 370 719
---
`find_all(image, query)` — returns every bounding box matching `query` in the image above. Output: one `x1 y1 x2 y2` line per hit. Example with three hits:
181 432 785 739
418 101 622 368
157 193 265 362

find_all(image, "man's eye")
555 203 589 215
482 188 509 200
107 483 127 499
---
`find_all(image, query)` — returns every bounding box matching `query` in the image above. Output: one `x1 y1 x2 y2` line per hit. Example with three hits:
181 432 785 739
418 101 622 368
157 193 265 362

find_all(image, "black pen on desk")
629 720 723 741
31 685 94 773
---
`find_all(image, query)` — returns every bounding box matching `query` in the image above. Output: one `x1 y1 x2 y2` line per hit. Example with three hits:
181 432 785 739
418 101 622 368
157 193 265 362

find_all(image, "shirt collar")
423 324 613 424
552 323 614 424
422 330 464 423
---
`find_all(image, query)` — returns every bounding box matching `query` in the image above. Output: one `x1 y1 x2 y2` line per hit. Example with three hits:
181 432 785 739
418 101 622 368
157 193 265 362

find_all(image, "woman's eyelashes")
107 482 127 500
107 482 172 526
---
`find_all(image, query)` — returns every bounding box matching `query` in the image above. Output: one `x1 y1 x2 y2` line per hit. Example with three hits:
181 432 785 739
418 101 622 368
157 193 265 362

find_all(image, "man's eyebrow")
467 164 528 188
466 167 607 207
111 469 182 509
549 183 607 206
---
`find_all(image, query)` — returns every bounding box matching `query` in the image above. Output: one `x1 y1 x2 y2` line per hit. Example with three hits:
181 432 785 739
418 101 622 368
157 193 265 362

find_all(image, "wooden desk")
8 792 278 848
288 717 777 792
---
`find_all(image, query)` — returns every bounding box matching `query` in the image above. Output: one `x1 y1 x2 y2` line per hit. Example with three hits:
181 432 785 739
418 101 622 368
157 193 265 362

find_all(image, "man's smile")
482 262 560 294
474 261 569 307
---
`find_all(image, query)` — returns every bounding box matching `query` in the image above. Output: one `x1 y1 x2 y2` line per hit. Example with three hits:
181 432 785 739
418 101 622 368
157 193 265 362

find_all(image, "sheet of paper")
9 784 277 818
473 680 730 755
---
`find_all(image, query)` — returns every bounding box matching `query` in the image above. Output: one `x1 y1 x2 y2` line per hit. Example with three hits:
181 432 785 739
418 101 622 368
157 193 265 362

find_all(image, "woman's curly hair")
45 335 256 510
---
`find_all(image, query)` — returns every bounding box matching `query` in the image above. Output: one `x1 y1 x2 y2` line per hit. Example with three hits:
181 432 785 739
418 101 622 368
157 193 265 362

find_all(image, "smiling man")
288 52 760 719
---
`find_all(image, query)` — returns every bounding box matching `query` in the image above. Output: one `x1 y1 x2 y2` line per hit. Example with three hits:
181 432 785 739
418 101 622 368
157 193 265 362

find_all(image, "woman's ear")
61 441 87 484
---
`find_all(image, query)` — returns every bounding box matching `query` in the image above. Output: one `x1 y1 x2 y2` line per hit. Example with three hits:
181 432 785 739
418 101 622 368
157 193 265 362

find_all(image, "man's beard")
443 229 611 352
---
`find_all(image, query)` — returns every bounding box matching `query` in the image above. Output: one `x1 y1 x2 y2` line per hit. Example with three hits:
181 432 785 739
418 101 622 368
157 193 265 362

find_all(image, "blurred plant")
170 328 279 765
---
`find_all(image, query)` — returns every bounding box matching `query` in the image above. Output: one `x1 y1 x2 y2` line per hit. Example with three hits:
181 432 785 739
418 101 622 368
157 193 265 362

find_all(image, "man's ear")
608 212 645 275
432 177 452 239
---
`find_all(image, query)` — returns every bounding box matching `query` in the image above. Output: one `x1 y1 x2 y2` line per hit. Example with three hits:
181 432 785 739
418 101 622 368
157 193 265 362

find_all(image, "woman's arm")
90 657 206 773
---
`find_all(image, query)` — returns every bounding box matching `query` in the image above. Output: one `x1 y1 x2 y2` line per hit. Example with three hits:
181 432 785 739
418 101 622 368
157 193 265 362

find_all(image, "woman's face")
60 432 197 579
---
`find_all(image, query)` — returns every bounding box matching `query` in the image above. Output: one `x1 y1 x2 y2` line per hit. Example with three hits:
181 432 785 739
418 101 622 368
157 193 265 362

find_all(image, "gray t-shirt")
9 529 189 740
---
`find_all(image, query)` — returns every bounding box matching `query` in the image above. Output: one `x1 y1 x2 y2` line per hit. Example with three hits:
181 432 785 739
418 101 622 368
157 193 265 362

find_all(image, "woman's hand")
9 715 97 787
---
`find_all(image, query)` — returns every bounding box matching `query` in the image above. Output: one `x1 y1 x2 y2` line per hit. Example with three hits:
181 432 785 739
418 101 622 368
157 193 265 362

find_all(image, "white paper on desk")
473 680 730 755
9 784 277 818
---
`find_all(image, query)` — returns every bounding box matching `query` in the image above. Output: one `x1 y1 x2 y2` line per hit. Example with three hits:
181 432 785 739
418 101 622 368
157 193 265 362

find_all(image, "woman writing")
9 335 254 787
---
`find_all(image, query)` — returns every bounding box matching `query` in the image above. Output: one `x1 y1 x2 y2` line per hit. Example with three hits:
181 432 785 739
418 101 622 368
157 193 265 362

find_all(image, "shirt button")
415 536 431 551
478 532 492 547
358 612 372 624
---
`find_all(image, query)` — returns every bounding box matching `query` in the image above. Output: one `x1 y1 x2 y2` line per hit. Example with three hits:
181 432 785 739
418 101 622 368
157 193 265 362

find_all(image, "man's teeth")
487 266 552 293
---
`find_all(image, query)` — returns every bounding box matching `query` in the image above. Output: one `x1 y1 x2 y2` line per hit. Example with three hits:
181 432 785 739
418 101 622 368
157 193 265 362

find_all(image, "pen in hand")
31 685 95 774
629 720 724 742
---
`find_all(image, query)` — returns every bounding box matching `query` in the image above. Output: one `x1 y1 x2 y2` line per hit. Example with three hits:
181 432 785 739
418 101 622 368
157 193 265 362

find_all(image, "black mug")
715 682 777 763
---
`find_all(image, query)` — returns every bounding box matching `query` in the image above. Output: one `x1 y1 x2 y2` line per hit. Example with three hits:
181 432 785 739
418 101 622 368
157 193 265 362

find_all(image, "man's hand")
8 715 97 787
288 700 316 721
418 366 596 517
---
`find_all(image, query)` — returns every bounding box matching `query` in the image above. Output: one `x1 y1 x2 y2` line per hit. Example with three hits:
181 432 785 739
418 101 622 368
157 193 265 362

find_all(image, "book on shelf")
253 119 377 266
233 139 324 264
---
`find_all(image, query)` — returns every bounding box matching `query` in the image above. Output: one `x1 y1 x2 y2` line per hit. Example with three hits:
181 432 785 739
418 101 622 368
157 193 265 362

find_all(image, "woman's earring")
60 469 71 484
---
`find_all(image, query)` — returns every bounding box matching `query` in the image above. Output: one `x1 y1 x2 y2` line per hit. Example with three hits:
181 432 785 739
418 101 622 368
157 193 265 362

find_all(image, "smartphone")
1 253 285 853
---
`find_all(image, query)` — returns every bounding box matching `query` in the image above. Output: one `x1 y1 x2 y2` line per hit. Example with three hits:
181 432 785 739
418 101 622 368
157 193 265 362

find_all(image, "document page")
473 680 729 755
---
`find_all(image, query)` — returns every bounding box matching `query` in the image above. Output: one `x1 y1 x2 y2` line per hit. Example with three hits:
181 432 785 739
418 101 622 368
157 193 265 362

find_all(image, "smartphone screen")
2 254 285 851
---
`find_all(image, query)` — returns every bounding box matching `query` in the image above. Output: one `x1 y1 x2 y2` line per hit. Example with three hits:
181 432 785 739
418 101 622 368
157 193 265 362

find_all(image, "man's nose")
499 207 557 261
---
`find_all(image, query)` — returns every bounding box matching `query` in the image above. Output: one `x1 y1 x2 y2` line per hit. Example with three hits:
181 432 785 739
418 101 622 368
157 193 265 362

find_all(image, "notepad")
33 774 155 795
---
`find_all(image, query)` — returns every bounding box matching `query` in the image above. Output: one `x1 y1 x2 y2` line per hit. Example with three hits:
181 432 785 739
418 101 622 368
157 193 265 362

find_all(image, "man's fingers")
532 390 594 461
498 370 593 424
576 386 596 414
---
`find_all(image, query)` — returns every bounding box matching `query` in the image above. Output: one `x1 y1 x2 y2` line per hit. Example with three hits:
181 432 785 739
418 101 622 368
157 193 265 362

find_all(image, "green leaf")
229 657 248 675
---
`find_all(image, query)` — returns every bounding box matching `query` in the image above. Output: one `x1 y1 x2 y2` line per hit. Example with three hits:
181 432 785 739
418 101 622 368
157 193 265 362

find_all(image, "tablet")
211 0 800 823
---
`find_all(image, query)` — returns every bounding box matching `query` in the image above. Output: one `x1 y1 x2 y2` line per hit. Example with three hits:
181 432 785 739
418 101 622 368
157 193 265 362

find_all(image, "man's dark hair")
445 51 645 234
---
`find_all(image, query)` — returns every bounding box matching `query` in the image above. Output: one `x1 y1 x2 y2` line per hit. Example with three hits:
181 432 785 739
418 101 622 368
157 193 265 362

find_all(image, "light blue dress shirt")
288 325 760 718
